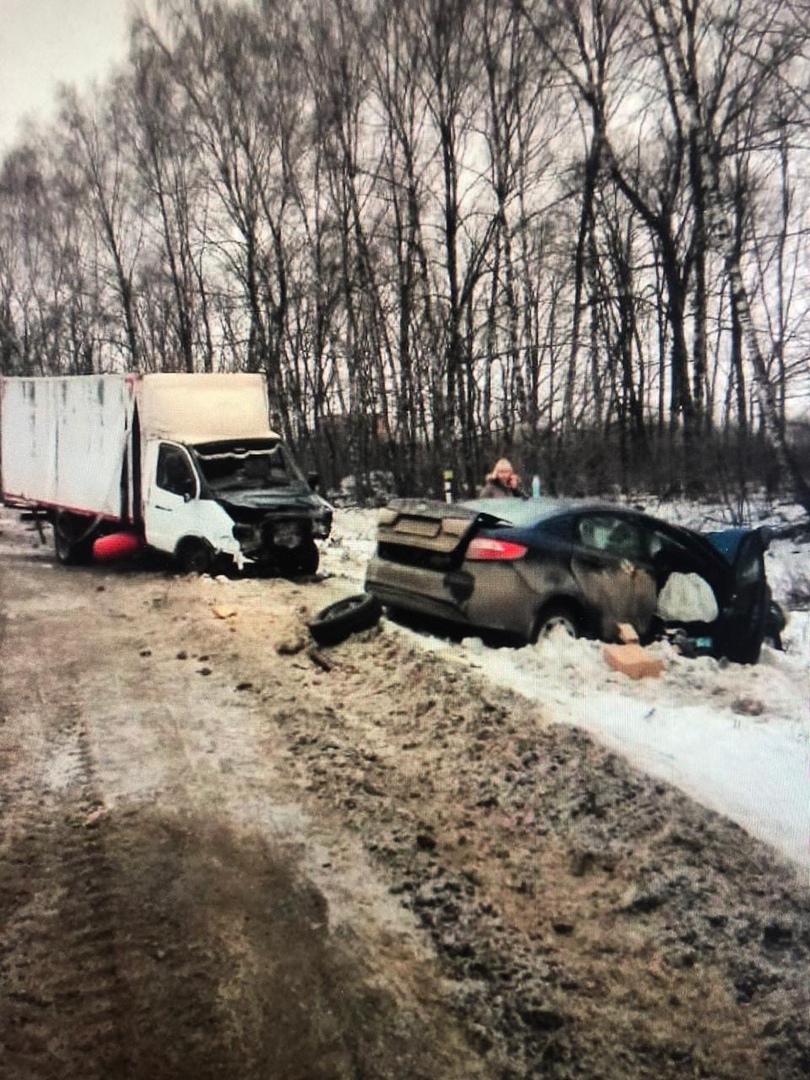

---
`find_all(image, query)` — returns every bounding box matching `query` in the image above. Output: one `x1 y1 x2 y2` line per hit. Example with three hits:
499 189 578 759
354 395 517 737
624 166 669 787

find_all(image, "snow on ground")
320 497 810 879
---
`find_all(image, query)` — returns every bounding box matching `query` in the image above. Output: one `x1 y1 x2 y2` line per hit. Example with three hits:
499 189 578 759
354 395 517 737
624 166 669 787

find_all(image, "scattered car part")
308 593 383 647
603 642 665 679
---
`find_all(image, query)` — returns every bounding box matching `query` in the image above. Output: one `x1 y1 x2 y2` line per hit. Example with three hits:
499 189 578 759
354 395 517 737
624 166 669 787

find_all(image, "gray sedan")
364 497 777 664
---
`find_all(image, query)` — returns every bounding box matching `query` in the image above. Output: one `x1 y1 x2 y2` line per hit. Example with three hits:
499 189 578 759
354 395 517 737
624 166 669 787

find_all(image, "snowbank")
321 500 810 877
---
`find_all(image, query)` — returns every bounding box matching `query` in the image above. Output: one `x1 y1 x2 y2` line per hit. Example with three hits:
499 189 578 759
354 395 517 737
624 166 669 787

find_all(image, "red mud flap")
93 532 144 562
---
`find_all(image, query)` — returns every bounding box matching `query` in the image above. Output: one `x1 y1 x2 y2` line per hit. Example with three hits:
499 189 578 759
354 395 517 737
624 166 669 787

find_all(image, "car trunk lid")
366 500 503 624
374 499 485 565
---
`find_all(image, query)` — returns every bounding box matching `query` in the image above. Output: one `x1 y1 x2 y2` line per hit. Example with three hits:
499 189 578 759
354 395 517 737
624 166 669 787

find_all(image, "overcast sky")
0 0 133 152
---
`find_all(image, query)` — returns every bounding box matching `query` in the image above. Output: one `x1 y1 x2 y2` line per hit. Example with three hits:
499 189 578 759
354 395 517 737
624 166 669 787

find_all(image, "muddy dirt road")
1 507 808 1079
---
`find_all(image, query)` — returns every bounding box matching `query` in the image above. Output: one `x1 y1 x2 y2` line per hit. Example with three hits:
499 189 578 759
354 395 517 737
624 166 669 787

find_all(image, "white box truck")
0 373 332 574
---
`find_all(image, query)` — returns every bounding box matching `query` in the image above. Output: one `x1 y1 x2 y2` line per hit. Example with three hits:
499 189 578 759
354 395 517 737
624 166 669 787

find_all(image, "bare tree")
1 0 808 500
477 0 557 477
123 42 216 373
364 0 440 490
136 0 306 431
0 141 103 376
57 86 145 369
646 0 810 507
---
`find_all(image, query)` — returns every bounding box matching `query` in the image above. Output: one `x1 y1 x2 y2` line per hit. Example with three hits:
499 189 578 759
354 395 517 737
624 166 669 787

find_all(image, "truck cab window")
194 440 304 492
157 445 196 499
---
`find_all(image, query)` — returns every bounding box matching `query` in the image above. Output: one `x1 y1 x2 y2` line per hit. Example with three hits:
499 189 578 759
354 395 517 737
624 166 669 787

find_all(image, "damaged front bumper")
231 509 331 568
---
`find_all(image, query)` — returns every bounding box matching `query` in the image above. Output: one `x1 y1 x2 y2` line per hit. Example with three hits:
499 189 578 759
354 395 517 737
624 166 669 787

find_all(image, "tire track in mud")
1 551 489 1080
0 569 242 1080
0 674 132 1080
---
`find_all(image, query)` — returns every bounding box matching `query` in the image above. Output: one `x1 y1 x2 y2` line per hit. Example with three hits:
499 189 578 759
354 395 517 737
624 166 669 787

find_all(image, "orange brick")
603 642 664 680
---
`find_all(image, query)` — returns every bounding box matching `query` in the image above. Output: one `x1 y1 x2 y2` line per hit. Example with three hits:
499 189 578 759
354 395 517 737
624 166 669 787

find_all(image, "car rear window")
461 497 569 527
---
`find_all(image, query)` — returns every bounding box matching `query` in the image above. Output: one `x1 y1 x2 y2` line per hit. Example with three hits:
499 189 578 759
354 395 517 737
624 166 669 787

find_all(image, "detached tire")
308 593 382 647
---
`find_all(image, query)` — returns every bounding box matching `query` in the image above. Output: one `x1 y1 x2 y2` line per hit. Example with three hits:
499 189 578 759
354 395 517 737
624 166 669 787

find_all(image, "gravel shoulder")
1 507 808 1079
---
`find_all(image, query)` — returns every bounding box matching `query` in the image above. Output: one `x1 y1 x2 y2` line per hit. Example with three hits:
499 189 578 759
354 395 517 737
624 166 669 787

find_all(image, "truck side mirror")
308 472 320 491
178 476 196 501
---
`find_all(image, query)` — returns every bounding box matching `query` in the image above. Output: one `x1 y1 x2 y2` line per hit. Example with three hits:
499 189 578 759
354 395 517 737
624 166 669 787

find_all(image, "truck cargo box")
0 375 132 519
137 373 276 443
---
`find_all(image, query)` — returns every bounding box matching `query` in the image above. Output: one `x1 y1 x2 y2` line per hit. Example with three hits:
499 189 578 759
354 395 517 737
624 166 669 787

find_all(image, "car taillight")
466 537 528 561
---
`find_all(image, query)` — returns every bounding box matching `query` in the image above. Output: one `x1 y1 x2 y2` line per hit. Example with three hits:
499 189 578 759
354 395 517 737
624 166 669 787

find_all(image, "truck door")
142 438 238 559
143 441 200 555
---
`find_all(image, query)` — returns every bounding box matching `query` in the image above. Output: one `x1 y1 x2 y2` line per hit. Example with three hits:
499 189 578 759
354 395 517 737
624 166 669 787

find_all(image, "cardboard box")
603 642 664 680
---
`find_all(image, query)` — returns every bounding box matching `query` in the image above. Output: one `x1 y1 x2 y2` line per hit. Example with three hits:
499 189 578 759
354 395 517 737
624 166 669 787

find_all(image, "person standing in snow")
478 458 528 499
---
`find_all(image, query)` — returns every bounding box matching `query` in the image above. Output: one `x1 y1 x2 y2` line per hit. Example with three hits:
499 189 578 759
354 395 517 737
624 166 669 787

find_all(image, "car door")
708 529 771 664
569 512 658 638
143 440 240 561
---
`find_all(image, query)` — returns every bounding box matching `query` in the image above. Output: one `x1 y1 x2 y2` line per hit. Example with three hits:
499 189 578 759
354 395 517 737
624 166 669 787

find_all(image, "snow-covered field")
320 497 810 878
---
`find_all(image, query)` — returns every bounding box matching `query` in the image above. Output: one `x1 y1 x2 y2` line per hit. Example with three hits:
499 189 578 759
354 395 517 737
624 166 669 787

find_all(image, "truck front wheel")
295 540 320 576
176 538 214 576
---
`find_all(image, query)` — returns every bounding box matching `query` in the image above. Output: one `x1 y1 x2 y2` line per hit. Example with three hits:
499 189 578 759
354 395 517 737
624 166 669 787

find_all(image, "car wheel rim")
539 616 577 640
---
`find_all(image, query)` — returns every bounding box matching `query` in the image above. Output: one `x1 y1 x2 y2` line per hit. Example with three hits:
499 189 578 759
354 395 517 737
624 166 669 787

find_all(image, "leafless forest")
1 0 809 504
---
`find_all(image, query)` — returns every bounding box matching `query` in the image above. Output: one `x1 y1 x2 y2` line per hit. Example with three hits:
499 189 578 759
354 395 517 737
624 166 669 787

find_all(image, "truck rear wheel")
53 512 95 566
54 521 73 564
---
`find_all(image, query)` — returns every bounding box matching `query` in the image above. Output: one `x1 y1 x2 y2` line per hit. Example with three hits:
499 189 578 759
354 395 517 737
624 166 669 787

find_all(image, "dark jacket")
478 478 528 499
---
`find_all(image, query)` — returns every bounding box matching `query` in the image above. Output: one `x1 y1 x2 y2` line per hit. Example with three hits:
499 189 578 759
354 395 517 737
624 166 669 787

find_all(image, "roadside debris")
603 623 665 679
275 631 308 655
308 647 335 672
308 592 383 647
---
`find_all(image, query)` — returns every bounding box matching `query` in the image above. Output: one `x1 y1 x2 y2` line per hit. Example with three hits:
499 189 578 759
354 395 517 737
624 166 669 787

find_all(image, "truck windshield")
193 439 308 492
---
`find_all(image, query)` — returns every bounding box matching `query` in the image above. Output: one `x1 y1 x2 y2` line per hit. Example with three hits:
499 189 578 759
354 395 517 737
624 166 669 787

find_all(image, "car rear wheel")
533 602 582 643
308 593 383 647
